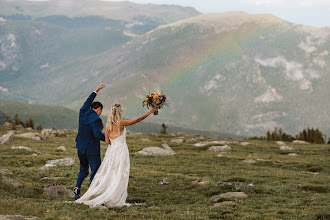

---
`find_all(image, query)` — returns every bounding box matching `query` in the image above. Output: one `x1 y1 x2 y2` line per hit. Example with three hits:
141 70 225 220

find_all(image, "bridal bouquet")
142 92 167 115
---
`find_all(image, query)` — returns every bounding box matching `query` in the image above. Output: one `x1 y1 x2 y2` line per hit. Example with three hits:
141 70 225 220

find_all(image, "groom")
73 83 106 200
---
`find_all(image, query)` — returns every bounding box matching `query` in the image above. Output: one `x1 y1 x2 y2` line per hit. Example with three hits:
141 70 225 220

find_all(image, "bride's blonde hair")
106 104 122 132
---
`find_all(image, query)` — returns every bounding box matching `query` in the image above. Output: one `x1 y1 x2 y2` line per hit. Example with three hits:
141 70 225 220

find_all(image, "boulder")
45 158 74 166
176 132 189 137
171 139 184 144
161 143 174 152
242 159 256 165
37 166 49 172
0 131 15 146
276 141 285 145
43 183 74 198
0 169 13 175
193 142 209 147
16 133 42 141
40 129 66 137
2 122 13 127
140 138 152 143
25 127 33 131
211 192 248 202
11 146 33 151
292 140 309 144
207 145 232 152
158 177 169 185
211 201 236 208
56 146 66 152
280 146 293 151
192 180 210 185
16 125 24 129
134 147 175 156
185 138 197 143
240 142 250 146
2 176 21 187
0 215 39 220
288 153 298 156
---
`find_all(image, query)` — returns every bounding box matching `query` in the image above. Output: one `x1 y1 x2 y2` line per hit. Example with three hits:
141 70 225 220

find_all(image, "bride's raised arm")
120 107 158 127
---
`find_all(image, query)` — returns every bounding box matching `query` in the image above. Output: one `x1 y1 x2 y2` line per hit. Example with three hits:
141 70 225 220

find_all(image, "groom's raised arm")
80 83 105 112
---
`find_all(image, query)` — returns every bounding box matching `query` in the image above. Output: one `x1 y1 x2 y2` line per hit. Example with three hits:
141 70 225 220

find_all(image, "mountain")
1 10 330 137
0 0 199 23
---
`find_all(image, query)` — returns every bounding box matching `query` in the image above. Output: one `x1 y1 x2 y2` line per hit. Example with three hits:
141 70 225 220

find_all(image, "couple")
73 83 157 208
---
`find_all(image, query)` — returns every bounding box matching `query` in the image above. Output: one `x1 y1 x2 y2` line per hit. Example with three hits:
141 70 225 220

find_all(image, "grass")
0 125 329 219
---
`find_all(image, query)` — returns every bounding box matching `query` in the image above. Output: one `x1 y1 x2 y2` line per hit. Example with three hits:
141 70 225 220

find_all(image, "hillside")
0 125 329 219
0 99 243 138
0 0 200 23
1 11 330 137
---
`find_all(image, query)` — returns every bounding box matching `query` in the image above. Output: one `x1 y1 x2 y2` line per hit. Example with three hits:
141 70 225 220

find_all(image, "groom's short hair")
91 102 103 110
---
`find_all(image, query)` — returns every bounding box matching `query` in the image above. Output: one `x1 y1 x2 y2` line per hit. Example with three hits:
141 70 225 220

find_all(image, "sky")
107 0 330 27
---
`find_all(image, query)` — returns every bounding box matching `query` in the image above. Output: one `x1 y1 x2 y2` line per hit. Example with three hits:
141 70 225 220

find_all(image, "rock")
185 138 197 143
193 142 209 147
0 215 39 220
11 146 33 151
16 125 24 129
240 142 250 146
25 127 33 131
276 141 285 145
216 153 224 157
41 176 64 180
37 166 49 172
17 161 32 166
211 192 248 202
287 153 298 156
16 133 42 141
45 158 75 166
3 122 13 127
0 131 15 146
212 201 236 208
161 143 174 152
43 183 74 198
171 139 184 144
292 140 309 144
280 146 293 151
158 177 169 185
176 132 189 137
207 145 232 152
40 129 66 137
242 159 256 164
134 147 175 156
2 176 21 187
192 180 209 185
0 169 13 175
56 146 66 152
140 138 152 142
215 182 258 193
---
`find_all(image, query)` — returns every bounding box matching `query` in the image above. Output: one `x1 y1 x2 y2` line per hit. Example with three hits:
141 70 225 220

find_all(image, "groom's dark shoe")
73 187 81 200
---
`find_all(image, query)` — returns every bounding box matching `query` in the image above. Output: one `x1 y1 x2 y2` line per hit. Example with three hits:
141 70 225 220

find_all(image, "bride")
75 104 158 208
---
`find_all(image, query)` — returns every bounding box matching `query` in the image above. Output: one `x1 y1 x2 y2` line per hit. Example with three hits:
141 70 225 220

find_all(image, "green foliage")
297 128 325 144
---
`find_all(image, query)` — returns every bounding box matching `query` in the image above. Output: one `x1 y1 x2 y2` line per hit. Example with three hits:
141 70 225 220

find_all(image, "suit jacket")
75 92 105 155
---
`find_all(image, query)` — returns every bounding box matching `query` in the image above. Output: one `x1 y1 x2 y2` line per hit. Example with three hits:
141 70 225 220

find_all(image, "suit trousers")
75 149 101 188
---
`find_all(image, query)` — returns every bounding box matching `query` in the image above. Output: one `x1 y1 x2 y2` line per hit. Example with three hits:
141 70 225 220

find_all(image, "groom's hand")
95 83 105 93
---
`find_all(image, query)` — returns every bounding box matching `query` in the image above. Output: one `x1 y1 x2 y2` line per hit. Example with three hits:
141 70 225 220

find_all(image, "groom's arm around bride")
74 83 106 200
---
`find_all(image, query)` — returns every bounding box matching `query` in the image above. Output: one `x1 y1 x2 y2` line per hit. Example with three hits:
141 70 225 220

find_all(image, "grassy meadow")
0 125 329 219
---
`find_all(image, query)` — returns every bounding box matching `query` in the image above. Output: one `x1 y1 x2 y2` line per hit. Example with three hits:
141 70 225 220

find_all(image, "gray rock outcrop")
1 131 15 146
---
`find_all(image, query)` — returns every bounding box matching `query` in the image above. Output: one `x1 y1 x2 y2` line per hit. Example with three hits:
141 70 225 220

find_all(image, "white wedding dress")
76 127 130 208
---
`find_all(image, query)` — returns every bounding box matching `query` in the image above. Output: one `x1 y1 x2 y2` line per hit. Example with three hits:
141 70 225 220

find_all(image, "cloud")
252 0 330 8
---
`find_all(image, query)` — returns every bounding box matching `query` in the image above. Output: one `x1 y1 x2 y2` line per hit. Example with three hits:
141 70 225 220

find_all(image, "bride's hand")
150 107 158 113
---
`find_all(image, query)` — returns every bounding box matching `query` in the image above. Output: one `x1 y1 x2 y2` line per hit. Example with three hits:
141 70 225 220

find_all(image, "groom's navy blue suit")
75 92 105 189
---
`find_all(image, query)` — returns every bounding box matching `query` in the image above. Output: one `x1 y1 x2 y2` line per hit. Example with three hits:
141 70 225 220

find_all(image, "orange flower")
144 98 149 102
153 95 158 99
156 100 160 104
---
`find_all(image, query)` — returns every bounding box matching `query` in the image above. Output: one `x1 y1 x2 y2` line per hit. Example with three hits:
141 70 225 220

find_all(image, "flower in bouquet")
142 92 167 115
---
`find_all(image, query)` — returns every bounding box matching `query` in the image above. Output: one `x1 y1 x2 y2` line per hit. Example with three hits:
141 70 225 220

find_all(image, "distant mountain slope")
61 12 329 137
0 0 200 23
1 11 329 136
